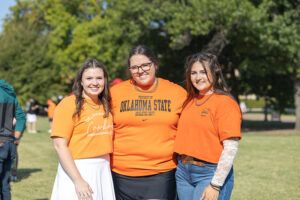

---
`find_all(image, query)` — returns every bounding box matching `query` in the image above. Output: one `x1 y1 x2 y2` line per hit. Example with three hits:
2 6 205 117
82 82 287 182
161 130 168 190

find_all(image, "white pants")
51 155 115 200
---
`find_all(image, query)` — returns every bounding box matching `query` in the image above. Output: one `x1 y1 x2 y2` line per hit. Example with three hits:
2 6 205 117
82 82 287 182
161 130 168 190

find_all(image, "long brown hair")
183 52 233 108
72 58 111 118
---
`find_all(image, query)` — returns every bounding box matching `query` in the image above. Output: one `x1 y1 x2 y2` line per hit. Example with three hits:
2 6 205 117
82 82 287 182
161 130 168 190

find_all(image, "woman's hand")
74 178 94 200
52 137 93 200
200 184 219 200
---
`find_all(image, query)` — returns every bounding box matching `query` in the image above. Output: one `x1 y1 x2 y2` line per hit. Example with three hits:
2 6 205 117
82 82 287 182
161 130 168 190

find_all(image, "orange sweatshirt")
111 78 187 176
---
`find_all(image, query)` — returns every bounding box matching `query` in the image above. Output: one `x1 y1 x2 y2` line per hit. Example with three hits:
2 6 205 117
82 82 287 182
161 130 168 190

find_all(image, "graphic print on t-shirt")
86 112 113 136
120 95 171 117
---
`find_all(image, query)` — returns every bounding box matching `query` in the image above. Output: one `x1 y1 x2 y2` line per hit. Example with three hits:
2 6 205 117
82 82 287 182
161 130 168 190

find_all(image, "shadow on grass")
34 199 48 200
242 119 295 132
17 168 42 181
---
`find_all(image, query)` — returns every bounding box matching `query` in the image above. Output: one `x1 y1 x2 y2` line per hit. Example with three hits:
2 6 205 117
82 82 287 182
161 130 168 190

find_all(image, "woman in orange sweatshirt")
110 45 186 199
174 52 242 200
50 59 115 200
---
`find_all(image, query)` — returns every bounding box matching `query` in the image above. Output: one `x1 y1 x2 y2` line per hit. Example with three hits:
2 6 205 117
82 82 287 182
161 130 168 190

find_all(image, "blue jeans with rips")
0 141 16 200
176 155 234 200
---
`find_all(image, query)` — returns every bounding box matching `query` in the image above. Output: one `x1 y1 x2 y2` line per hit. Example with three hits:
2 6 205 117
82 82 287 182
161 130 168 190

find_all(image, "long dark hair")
127 45 159 77
72 58 111 118
183 52 233 108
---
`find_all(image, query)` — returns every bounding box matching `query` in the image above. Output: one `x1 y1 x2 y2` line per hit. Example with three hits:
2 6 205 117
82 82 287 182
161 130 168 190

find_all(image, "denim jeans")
176 156 234 200
0 141 16 200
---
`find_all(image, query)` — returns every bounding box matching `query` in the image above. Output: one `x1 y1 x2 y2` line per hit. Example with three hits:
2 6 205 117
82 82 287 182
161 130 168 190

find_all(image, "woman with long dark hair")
174 52 242 200
50 59 115 200
110 45 187 199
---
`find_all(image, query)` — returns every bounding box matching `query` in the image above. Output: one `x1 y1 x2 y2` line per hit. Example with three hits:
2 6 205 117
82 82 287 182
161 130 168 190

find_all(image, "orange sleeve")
51 97 75 141
48 103 56 118
216 98 242 141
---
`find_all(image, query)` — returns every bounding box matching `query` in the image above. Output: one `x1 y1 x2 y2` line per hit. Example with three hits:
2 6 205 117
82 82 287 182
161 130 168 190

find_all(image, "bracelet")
14 137 20 141
210 183 221 192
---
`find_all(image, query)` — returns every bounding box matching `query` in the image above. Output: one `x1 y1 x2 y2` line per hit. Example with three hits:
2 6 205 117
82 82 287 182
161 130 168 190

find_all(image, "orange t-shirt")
110 78 187 176
48 102 56 119
51 95 113 159
174 93 242 164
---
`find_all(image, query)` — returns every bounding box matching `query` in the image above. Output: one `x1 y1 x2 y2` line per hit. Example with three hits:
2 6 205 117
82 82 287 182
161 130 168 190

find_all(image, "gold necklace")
195 92 214 106
134 78 158 93
84 99 101 110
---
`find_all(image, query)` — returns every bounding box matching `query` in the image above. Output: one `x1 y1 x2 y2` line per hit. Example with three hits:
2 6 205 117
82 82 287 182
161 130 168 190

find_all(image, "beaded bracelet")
210 183 221 192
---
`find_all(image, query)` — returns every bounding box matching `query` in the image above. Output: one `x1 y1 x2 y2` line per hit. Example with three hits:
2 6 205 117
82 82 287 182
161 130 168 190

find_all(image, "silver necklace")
134 78 158 93
195 92 214 106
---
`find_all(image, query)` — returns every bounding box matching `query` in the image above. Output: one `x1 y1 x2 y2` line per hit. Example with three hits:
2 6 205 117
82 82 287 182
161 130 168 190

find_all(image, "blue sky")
0 0 16 32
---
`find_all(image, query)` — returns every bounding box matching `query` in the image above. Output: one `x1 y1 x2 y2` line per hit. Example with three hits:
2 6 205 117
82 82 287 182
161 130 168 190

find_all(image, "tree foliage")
0 0 299 128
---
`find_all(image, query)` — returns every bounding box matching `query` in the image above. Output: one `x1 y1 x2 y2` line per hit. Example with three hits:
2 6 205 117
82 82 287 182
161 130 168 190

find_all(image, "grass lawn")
11 117 300 200
11 117 57 200
232 132 300 200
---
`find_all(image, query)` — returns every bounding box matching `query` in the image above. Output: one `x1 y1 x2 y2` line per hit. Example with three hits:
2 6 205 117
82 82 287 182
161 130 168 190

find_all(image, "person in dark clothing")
26 96 39 133
0 79 26 200
10 117 25 182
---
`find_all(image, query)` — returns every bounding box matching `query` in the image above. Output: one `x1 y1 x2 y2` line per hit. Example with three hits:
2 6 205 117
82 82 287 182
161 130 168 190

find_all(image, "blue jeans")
176 156 234 200
0 141 16 200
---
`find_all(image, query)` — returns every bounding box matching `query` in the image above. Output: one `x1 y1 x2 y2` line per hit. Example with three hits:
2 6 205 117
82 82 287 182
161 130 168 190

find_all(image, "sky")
0 0 16 33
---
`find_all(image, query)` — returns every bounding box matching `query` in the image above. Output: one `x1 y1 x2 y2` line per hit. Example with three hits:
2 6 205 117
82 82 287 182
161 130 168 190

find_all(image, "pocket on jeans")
0 142 9 160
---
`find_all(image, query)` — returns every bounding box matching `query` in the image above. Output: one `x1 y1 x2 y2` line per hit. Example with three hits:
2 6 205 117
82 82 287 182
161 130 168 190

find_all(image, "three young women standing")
174 52 242 200
50 49 241 200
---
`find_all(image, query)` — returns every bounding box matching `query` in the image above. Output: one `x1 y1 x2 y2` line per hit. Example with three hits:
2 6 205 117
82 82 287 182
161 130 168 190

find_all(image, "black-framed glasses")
128 62 153 73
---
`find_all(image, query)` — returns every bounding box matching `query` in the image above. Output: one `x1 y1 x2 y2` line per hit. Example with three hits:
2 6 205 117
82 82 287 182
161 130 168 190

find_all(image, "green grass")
242 98 265 108
11 117 58 200
11 117 300 200
232 132 300 200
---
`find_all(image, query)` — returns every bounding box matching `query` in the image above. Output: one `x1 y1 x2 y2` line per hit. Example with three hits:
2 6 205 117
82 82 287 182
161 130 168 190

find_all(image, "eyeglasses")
128 62 153 73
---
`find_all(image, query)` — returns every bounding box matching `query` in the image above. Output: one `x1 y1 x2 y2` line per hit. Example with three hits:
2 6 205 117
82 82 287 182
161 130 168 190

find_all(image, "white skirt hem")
51 154 115 200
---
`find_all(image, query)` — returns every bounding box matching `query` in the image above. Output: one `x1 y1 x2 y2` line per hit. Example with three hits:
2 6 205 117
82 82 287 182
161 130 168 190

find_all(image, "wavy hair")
183 52 234 108
72 58 111 118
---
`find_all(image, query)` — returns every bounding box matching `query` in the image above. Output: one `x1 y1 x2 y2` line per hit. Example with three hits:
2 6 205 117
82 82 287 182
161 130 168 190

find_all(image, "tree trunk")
202 32 228 56
295 78 300 130
264 98 268 122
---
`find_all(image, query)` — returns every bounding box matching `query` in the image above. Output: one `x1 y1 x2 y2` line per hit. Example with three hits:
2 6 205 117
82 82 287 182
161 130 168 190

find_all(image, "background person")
26 96 39 133
10 117 25 182
174 52 242 200
110 45 186 200
44 99 56 133
109 78 123 87
50 59 115 200
0 79 26 199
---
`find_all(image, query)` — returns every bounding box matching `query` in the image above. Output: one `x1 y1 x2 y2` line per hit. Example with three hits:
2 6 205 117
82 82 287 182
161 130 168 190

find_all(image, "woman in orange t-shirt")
50 59 115 200
110 45 186 199
174 52 242 200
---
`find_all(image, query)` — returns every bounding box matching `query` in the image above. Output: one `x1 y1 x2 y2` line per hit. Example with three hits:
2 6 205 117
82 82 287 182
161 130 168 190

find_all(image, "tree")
1 0 299 129
0 21 59 105
256 0 300 129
